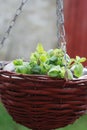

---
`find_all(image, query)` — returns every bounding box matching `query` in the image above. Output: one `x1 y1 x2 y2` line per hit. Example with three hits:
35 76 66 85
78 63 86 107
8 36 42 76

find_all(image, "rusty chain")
56 0 68 79
56 0 66 53
0 0 28 47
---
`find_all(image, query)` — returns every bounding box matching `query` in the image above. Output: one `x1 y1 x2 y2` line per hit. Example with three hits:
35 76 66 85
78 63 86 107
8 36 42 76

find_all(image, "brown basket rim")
0 70 87 84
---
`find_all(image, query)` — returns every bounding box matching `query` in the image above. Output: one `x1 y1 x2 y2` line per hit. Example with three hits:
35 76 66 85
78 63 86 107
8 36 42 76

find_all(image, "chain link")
56 0 68 79
0 0 28 47
56 0 66 52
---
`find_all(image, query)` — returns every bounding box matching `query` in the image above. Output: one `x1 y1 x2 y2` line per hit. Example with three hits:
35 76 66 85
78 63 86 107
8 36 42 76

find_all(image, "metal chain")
0 0 28 47
56 0 66 53
56 0 68 79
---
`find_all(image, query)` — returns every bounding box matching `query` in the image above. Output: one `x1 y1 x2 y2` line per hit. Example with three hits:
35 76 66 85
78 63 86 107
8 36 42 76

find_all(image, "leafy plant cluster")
13 44 86 79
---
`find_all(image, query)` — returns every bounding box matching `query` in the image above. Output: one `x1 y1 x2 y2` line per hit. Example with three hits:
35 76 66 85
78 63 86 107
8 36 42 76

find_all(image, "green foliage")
13 59 23 66
13 44 86 79
48 66 65 78
70 56 86 78
73 63 83 78
66 69 73 80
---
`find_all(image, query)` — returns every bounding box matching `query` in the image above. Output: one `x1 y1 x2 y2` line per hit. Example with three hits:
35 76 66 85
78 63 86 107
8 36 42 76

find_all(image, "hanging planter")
0 45 87 130
0 0 87 130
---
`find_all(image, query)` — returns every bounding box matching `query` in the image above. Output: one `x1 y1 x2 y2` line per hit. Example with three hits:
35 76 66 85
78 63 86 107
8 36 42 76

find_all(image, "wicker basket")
0 61 8 98
0 70 87 130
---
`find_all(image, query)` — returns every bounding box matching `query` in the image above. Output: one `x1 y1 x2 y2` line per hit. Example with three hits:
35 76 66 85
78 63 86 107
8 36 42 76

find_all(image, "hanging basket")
0 0 87 130
0 70 87 130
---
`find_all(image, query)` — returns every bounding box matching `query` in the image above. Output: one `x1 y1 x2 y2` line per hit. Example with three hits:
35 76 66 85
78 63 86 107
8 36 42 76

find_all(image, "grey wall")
0 0 57 60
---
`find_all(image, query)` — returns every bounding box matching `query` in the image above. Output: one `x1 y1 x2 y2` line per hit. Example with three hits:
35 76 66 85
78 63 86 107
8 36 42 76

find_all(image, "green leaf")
67 69 73 80
47 49 54 57
13 59 23 66
76 56 86 63
36 43 45 53
40 63 50 74
48 66 65 78
48 68 59 77
31 65 41 74
54 48 64 57
74 63 83 78
65 54 70 62
76 56 80 61
56 57 64 66
16 65 28 74
49 56 58 63
30 52 39 61
40 54 47 62
68 58 75 68
79 57 86 63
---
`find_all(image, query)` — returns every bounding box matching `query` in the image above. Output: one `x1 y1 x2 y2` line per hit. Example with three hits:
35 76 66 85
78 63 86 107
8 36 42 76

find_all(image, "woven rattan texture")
0 71 87 130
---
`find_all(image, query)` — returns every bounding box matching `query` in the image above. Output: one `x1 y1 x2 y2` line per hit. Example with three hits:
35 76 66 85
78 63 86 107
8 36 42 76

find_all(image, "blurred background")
0 0 87 130
0 0 57 60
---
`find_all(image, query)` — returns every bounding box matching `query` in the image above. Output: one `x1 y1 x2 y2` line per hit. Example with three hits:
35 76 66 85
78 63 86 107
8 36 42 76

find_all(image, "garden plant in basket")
0 0 87 130
10 43 86 80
